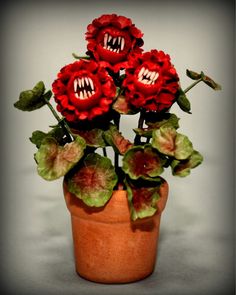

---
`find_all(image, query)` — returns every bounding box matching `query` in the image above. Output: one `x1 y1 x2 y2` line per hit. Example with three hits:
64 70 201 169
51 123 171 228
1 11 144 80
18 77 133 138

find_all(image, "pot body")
63 181 168 284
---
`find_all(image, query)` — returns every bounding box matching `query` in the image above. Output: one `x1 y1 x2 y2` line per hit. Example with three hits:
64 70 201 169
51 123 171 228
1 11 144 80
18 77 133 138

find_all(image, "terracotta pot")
63 180 168 284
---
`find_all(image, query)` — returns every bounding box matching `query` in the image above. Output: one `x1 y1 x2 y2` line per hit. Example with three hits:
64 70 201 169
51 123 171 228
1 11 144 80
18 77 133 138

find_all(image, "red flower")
122 50 180 112
85 14 144 72
52 60 116 121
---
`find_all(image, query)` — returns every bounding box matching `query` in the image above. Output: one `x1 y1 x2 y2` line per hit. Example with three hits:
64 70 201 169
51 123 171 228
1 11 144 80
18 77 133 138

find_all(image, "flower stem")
44 98 74 142
113 113 121 171
134 111 145 144
103 147 107 157
184 78 203 93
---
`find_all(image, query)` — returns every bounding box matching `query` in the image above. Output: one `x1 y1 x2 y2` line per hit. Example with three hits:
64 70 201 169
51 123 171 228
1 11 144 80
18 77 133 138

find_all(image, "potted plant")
14 14 221 284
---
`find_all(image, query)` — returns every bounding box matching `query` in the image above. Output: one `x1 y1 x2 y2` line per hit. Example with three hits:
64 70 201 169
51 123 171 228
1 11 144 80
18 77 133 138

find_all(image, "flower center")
103 33 125 53
138 67 159 85
73 77 95 100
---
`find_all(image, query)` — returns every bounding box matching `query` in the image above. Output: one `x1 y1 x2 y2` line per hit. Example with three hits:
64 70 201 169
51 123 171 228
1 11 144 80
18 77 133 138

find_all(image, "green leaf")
30 130 47 148
133 128 153 138
176 88 191 114
125 177 163 220
112 95 138 114
135 113 180 138
171 150 203 177
71 128 106 148
187 69 222 90
72 53 90 59
146 113 180 129
30 126 67 148
14 81 47 111
186 69 202 80
122 144 166 180
103 124 133 155
152 125 193 160
202 75 222 90
66 153 118 207
35 136 86 181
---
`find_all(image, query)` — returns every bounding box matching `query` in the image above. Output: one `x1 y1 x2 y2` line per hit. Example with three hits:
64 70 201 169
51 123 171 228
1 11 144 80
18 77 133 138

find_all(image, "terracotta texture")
63 181 168 284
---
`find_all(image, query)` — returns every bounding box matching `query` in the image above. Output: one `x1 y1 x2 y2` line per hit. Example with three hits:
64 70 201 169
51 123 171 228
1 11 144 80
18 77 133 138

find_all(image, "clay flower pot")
63 180 168 284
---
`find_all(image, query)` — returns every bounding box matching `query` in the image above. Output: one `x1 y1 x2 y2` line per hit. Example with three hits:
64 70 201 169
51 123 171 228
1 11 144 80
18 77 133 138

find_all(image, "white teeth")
74 79 77 92
88 78 94 90
85 77 89 86
103 34 125 52
74 77 95 99
144 69 149 76
112 37 117 45
81 77 84 88
150 72 156 80
153 72 159 81
78 78 82 88
121 37 125 51
146 71 152 78
104 33 108 48
138 68 159 85
138 67 145 78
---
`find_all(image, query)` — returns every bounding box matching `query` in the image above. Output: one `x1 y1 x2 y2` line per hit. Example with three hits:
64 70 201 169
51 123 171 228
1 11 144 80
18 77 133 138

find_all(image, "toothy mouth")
138 67 159 85
103 33 125 53
73 77 95 100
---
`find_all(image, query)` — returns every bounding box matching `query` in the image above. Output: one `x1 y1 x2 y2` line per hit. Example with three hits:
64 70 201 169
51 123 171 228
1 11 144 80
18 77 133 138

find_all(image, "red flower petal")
112 15 132 29
52 60 116 122
86 14 144 72
122 50 180 112
129 25 143 39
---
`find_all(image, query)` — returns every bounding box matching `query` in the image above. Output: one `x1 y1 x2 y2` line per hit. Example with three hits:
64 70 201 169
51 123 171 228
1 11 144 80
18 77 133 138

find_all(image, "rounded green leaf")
152 125 193 160
122 145 166 180
125 177 163 220
113 95 137 114
35 136 86 181
103 124 133 155
171 150 203 177
175 133 194 160
72 128 106 148
66 153 118 207
14 81 47 111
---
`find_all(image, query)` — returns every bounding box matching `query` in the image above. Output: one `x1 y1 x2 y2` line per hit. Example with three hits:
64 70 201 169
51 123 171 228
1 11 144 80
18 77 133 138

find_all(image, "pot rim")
63 180 168 223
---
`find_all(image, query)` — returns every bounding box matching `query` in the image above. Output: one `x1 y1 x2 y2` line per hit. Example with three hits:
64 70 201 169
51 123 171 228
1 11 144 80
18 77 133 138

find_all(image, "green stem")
134 111 145 144
103 147 107 157
44 99 73 142
114 113 121 171
184 78 203 93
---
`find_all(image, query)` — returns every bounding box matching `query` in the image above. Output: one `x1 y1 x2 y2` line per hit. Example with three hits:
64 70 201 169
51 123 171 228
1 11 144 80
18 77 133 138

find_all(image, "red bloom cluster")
52 60 116 121
122 50 180 112
86 14 143 72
